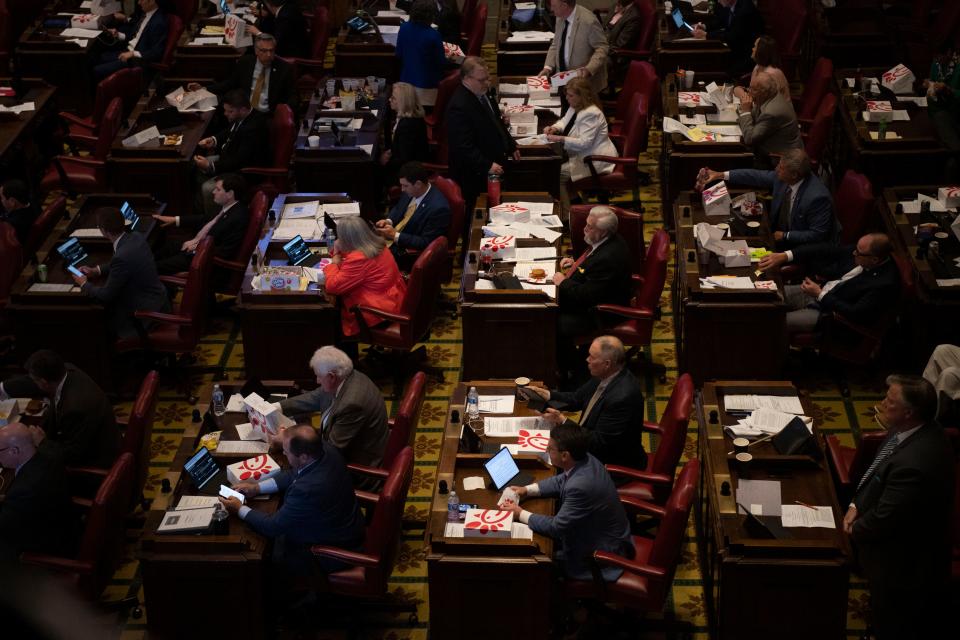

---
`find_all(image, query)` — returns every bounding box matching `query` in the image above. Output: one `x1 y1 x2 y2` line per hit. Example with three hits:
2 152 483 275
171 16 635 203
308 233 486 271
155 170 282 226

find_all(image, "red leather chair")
241 104 295 198
834 170 875 245
212 189 269 295
21 453 137 610
425 70 460 146
290 7 331 90
0 223 22 307
571 92 649 203
793 57 833 128
172 0 198 24
429 174 465 283
825 430 886 506
23 195 67 264
609 0 656 76
607 61 658 143
569 204 644 275
60 68 142 151
311 447 418 624
464 2 487 57
460 0 479 35
349 372 426 477
146 13 185 77
803 92 836 170
42 97 122 195
563 458 699 631
607 374 694 506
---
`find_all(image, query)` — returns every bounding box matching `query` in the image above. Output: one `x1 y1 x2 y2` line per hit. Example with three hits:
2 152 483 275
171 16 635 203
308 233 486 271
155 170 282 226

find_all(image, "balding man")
701 149 838 249
759 233 901 335
0 423 75 560
736 71 802 166
527 336 646 469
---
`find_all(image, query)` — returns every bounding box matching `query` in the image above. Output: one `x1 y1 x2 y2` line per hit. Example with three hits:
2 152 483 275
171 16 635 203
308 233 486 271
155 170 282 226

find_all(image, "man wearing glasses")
759 232 900 336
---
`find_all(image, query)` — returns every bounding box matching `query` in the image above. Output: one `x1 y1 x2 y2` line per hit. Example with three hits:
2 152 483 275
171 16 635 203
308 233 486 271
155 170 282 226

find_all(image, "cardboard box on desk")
480 235 517 260
463 508 515 537
490 203 531 224
224 13 253 48
70 14 99 29
443 42 465 64
243 392 286 438
503 104 536 123
881 64 915 95
702 182 731 217
863 101 893 123
226 454 281 484
717 240 751 268
938 187 960 209
526 76 553 101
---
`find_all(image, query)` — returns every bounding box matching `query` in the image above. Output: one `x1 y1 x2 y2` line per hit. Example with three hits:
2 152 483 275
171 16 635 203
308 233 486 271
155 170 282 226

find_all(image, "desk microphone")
438 479 448 494
451 409 460 423
356 9 382 40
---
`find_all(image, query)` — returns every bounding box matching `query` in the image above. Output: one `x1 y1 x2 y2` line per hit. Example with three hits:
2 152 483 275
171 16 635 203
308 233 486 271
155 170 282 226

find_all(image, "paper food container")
463 508 514 537
489 203 531 225
480 235 517 260
881 64 915 94
226 454 281 484
702 181 731 217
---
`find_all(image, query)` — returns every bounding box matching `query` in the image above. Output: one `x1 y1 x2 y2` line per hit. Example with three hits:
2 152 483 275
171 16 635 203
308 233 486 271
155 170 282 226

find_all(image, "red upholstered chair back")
113 66 144 118
797 57 833 122
460 0 479 34
0 223 22 301
158 14 184 68
804 92 836 166
309 6 331 60
847 431 886 488
396 236 447 342
429 174 464 281
647 373 693 502
95 97 123 160
219 190 268 294
173 0 197 23
893 253 915 303
645 458 699 605
620 92 649 159
465 2 487 57
384 372 426 468
123 371 159 502
635 228 668 312
834 170 875 245
569 205 645 274
74 453 135 598
270 104 296 168
175 237 214 344
630 0 656 52
360 447 414 591
25 195 66 262
0 0 10 67
427 70 461 130
617 61 659 121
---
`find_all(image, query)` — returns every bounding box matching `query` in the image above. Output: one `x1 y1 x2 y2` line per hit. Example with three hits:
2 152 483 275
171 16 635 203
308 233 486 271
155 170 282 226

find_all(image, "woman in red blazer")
324 217 407 337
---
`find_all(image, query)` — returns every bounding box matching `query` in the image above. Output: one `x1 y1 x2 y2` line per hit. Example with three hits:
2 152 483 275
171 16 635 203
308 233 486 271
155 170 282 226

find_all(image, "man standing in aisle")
538 0 609 95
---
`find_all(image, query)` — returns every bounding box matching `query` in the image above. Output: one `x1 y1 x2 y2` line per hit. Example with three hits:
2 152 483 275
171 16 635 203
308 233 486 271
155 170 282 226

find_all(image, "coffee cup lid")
515 377 530 385
746 221 761 228
735 452 753 463
732 437 750 447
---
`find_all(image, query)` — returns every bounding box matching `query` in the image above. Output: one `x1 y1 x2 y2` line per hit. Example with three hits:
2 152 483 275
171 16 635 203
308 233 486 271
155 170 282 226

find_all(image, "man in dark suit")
702 149 838 249
187 33 296 114
93 0 170 81
248 0 309 58
220 425 364 575
0 179 38 246
153 173 250 274
692 0 763 76
279 346 389 477
446 56 520 212
70 207 171 340
759 233 900 336
528 335 646 469
500 421 634 581
0 423 76 562
375 161 451 269
0 350 118 468
842 375 955 640
194 90 269 215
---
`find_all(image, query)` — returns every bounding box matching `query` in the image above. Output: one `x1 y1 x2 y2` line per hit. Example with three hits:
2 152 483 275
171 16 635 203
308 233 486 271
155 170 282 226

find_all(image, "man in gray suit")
538 0 610 95
70 207 170 340
279 346 389 474
500 422 634 581
737 71 802 167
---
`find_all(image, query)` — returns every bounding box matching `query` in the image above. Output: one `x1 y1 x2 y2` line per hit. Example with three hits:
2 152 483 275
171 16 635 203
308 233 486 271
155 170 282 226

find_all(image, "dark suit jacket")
0 449 76 560
435 0 462 47
279 370 389 473
792 242 901 324
527 453 634 581
179 201 250 260
728 169 837 247
558 233 632 310
605 2 642 50
707 0 763 76
385 116 429 173
0 203 38 246
551 368 647 469
387 184 451 261
209 55 296 113
122 9 169 64
852 423 955 590
81 232 171 339
446 84 517 199
259 4 309 58
211 110 270 174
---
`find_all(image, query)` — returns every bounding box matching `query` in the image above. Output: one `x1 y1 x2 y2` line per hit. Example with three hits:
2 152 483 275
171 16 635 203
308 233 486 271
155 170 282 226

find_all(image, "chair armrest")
354 489 380 505
585 155 637 166
67 133 100 148
607 464 673 486
132 310 192 325
824 435 853 485
19 554 94 575
60 112 94 128
346 463 390 479
641 420 664 436
593 550 668 580
71 496 93 510
159 275 188 287
619 495 667 518
65 465 109 481
829 312 886 340
594 304 655 320
310 545 380 568
54 155 105 168
212 256 247 272
353 305 411 324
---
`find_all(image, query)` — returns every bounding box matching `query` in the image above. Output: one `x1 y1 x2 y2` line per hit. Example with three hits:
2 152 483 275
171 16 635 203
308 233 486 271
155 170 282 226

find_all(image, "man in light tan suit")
538 0 609 94
737 71 803 167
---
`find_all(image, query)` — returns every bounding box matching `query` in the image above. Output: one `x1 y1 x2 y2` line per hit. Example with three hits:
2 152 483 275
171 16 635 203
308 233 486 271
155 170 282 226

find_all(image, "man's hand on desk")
78 265 100 277
232 481 261 498
537 67 551 77
692 24 707 39
800 277 822 298
186 82 203 92
526 386 550 401
194 155 211 172
540 407 566 426
197 136 216 150
70 272 87 286
758 252 787 272
219 496 243 514
772 231 785 242
842 505 857 534
154 215 177 227
552 272 566 285
499 499 522 517
700 167 724 185
559 256 574 270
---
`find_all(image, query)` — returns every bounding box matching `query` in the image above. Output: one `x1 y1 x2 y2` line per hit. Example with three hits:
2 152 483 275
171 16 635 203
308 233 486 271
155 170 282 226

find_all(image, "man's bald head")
0 423 37 469
750 71 778 103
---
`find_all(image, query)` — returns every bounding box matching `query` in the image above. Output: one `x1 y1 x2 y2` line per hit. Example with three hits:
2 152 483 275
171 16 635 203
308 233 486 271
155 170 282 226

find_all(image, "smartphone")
67 264 84 277
520 387 549 413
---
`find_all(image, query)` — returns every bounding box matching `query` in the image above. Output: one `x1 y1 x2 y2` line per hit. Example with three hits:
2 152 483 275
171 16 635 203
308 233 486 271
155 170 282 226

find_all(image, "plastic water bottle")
447 482 460 523
212 384 226 417
466 386 480 420
212 502 229 534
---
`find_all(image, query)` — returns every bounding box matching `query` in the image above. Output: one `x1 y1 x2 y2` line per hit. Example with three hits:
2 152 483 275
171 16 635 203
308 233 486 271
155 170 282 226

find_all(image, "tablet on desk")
56 237 90 267
283 234 322 267
120 200 141 231
183 447 229 496
671 7 695 32
483 447 533 491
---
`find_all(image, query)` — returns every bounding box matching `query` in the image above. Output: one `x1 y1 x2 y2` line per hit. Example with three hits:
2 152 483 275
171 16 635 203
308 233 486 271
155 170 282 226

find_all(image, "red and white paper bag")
463 508 514 537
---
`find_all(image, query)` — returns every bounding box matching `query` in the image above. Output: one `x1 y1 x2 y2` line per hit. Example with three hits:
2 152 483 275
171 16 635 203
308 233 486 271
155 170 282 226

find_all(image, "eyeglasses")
255 48 276 54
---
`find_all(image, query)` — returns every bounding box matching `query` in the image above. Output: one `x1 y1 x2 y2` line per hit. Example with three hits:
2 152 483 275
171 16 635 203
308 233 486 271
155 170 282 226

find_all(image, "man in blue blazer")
93 0 170 80
500 421 634 581
702 149 838 249
375 162 451 268
221 425 365 575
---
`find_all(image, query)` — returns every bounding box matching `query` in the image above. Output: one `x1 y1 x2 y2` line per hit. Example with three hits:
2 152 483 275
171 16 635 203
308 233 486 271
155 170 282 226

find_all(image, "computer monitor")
282 235 321 267
56 237 89 267
120 201 140 231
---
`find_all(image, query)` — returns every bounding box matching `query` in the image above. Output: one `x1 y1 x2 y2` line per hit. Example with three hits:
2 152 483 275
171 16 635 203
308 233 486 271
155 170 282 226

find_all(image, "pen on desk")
794 500 817 510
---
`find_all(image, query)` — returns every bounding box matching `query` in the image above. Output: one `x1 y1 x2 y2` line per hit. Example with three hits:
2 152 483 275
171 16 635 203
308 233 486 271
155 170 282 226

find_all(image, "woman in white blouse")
543 77 618 221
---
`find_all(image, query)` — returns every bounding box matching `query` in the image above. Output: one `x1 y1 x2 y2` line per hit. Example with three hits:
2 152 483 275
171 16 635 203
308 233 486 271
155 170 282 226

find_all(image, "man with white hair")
736 70 802 166
279 346 389 473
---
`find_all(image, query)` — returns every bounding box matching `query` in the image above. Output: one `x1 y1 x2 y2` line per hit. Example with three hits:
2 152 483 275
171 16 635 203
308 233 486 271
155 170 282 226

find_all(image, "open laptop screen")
283 235 314 266
484 447 521 490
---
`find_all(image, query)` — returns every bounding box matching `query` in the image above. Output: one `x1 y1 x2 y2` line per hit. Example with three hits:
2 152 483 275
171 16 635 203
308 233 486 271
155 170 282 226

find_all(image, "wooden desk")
236 193 346 385
171 16 245 80
139 381 293 640
459 192 560 386
333 25 398 82
108 87 215 215
63 193 165 245
427 381 556 640
833 67 949 191
696 380 850 640
293 81 386 216
815 6 897 70
497 75 564 199
653 11 730 77
672 191 787 385
0 78 58 191
495 1 554 77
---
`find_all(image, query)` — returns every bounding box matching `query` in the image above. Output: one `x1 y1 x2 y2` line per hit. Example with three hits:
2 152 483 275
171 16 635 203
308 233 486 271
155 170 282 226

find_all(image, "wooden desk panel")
171 17 245 80
0 79 58 192
653 13 730 77
495 2 554 77
16 8 93 114
333 27 398 82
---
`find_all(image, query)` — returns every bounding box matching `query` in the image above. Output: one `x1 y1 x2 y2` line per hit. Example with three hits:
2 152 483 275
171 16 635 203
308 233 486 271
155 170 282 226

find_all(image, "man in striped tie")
842 374 955 640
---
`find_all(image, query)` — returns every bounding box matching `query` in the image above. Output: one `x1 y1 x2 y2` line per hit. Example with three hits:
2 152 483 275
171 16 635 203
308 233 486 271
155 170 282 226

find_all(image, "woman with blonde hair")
543 77 618 220
323 217 407 338
380 82 429 189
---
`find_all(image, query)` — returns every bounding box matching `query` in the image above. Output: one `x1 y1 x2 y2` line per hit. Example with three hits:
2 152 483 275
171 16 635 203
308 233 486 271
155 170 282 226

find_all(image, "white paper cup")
341 93 357 111
307 135 320 148
746 221 761 229
684 70 695 89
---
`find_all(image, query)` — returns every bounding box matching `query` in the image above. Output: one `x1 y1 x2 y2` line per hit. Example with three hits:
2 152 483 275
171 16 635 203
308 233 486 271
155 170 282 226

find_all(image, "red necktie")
565 246 593 276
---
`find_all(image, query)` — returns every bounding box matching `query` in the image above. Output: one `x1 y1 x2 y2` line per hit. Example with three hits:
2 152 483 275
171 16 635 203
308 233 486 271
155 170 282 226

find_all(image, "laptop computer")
282 234 322 267
56 237 90 267
153 106 185 134
736 502 791 540
183 447 229 496
120 201 141 231
483 447 533 490
672 7 695 32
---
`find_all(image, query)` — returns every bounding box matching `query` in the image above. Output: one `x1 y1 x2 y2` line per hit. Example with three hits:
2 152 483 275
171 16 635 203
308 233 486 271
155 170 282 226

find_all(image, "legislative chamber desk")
426 381 556 640
332 16 400 82
832 67 949 191
7 193 165 390
672 191 787 385
495 1 554 77
879 185 960 364
660 71 753 225
696 381 850 640
171 15 246 80
653 7 730 77
139 381 292 640
497 75 564 199
459 192 560 387
236 193 344 385
0 78 58 187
